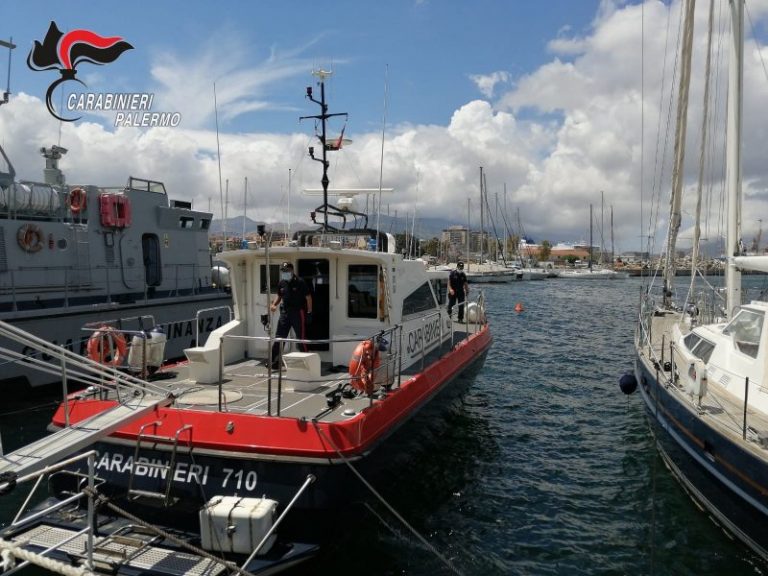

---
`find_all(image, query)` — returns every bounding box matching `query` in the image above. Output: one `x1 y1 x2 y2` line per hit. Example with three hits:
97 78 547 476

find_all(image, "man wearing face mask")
270 262 313 369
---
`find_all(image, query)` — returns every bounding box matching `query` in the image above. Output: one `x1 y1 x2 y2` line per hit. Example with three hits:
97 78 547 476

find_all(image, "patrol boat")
0 39 230 393
0 71 492 575
0 142 231 392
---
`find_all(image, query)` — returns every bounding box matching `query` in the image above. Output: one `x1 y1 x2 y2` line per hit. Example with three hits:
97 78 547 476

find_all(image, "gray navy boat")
0 142 231 392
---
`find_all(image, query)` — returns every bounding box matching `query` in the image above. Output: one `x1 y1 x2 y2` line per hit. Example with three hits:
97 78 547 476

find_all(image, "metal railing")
213 296 488 417
0 262 228 312
219 326 406 417
0 451 98 575
636 290 767 448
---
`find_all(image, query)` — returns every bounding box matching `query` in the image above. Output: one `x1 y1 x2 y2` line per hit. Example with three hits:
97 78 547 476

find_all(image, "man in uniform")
270 262 313 368
448 260 468 321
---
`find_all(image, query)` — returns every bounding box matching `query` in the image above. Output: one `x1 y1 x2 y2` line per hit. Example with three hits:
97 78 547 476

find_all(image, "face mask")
281 272 292 281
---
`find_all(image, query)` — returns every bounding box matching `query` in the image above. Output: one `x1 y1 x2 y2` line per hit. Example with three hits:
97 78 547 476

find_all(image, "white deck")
638 311 768 458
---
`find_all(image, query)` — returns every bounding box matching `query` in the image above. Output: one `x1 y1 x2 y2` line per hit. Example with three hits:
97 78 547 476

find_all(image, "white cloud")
4 0 768 255
148 33 321 129
469 71 510 99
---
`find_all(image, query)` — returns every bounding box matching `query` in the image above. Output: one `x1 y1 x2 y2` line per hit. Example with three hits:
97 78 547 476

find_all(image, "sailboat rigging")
627 0 768 561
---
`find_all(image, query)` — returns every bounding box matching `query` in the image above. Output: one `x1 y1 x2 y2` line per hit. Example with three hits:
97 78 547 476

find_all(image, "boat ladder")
0 394 173 482
0 318 176 484
127 423 193 506
72 523 227 576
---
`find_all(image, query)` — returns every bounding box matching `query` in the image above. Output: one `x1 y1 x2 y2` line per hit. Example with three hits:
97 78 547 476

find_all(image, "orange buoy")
67 187 87 214
17 224 44 253
87 326 127 366
514 302 524 313
348 340 381 395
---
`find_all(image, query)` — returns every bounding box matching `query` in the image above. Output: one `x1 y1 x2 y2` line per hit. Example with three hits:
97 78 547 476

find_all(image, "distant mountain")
209 214 467 239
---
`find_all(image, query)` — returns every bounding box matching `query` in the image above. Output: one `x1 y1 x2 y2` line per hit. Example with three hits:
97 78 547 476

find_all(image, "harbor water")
3 277 768 575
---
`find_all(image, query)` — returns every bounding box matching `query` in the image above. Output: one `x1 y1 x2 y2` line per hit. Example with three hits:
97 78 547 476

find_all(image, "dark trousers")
447 291 466 321
271 308 308 364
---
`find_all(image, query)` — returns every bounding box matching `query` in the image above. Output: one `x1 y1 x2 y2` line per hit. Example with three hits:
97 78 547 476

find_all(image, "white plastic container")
199 496 278 555
284 352 321 392
127 328 168 371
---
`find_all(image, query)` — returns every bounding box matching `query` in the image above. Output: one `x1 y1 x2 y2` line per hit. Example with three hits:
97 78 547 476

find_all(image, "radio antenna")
0 37 16 106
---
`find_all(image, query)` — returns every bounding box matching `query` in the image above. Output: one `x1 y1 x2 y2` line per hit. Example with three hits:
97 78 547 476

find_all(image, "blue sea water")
3 276 768 575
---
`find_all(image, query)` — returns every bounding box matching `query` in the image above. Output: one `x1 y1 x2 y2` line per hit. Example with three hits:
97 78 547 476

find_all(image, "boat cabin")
182 232 479 386
674 301 768 412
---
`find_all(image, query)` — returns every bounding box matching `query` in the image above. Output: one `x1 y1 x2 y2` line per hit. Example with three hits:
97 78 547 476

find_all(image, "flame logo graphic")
27 22 133 122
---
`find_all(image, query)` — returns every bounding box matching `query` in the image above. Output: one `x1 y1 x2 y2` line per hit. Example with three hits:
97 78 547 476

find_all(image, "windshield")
723 307 764 358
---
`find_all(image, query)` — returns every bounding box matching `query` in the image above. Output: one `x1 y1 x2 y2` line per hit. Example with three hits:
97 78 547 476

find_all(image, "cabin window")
683 333 701 351
141 233 162 287
178 216 194 229
684 332 715 363
259 264 280 293
723 308 764 358
199 218 211 230
403 282 437 317
430 279 446 305
348 264 378 319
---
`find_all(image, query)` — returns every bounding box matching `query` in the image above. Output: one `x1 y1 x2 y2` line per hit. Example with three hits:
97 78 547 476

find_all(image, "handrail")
0 320 169 400
223 327 402 347
240 474 315 570
217 307 475 416
0 262 228 309
2 451 96 573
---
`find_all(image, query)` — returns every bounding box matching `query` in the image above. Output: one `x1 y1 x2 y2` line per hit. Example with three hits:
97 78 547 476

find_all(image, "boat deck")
641 311 768 457
106 326 476 425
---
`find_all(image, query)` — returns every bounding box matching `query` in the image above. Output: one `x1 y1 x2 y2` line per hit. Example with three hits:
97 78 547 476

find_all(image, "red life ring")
17 224 43 253
87 326 127 366
68 188 87 214
349 340 380 395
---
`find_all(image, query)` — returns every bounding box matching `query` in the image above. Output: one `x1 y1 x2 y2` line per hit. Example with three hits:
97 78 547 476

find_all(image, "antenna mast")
0 37 14 106
300 70 348 231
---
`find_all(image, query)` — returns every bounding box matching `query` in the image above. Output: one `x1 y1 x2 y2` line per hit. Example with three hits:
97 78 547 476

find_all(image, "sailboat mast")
664 0 697 306
589 204 593 271
726 0 744 318
691 0 716 289
611 204 615 268
466 198 471 271
242 176 247 242
601 190 605 264
479 167 484 265
504 183 508 261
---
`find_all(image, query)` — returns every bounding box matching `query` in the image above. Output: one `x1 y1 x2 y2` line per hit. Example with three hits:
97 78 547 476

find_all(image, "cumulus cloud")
4 0 768 255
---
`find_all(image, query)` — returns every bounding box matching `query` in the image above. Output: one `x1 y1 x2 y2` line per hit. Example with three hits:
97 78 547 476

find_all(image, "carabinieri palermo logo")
27 21 133 122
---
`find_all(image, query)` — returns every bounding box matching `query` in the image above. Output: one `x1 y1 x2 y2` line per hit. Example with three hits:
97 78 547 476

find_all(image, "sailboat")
557 203 627 279
626 0 768 559
464 167 518 283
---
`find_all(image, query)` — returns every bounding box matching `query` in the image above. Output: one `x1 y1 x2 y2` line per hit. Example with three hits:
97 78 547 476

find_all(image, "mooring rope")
0 539 96 576
312 421 464 576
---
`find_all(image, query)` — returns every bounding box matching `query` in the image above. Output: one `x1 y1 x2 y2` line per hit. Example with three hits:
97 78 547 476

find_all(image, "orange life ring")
17 224 43 253
68 188 87 214
87 326 127 366
349 340 380 395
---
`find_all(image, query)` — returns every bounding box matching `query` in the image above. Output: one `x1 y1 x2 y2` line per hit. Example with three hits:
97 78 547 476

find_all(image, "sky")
2 0 768 255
